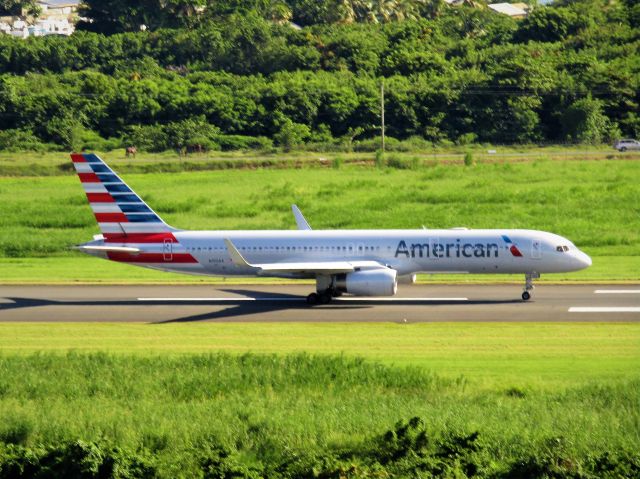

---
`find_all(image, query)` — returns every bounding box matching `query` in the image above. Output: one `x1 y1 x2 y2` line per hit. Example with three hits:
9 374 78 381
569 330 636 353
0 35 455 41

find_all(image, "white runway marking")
569 307 640 313
334 297 468 302
594 290 640 294
137 297 469 302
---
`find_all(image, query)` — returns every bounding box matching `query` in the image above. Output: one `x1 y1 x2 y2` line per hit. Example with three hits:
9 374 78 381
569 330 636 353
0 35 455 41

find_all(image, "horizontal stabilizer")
74 245 141 254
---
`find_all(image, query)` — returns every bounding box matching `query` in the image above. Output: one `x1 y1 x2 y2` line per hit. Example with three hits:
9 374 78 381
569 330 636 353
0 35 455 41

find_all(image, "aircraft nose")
577 251 592 268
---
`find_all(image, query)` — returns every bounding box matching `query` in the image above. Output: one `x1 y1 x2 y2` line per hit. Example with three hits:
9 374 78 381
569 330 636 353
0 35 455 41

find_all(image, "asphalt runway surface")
1 284 639 323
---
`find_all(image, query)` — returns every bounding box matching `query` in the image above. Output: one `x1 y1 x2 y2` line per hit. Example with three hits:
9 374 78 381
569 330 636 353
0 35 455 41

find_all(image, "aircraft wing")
224 239 383 274
292 204 312 230
249 261 355 274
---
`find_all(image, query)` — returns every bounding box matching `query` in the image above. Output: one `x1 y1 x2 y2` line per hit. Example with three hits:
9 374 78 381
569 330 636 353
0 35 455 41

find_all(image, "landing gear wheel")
522 272 539 301
306 293 319 305
319 292 332 304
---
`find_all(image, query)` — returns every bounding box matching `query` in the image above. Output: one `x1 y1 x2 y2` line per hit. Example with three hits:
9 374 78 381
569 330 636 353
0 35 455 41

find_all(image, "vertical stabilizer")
72 153 174 239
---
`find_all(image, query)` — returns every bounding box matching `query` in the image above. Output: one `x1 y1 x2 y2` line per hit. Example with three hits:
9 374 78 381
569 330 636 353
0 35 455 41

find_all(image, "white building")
488 2 529 18
0 0 79 37
37 1 80 18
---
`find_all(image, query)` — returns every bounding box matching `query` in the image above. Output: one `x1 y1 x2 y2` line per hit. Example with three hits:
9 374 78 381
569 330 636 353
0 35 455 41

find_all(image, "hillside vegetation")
0 0 638 152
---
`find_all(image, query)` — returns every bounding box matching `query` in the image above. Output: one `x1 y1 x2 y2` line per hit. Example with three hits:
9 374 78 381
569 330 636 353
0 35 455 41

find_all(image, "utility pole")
380 80 385 153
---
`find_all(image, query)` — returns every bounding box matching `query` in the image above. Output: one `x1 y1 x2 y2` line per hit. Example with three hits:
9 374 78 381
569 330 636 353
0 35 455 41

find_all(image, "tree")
0 0 40 17
516 6 585 43
274 118 310 151
562 97 613 144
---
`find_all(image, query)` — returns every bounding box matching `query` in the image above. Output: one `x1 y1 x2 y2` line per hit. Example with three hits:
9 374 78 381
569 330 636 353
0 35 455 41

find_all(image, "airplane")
72 152 592 305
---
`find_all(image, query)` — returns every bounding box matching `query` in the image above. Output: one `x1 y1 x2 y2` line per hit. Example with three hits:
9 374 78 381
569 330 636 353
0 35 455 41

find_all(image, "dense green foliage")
0 0 638 151
0 352 638 477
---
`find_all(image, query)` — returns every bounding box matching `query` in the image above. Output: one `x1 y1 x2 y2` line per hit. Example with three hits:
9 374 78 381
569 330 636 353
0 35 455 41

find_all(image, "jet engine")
334 268 397 296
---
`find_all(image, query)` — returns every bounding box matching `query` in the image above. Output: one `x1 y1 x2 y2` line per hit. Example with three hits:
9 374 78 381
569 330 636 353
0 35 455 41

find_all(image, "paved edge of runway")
1 284 639 323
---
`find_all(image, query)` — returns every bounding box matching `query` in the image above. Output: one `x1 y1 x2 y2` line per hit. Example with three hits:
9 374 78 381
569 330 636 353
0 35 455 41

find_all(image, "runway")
1 284 639 323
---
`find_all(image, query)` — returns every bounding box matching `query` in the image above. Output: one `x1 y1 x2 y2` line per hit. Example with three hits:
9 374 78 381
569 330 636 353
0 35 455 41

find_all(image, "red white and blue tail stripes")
73 153 199 266
72 152 171 238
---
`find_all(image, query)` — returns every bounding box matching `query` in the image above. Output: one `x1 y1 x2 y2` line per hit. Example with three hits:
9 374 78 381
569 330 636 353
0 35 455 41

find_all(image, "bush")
0 441 156 479
125 118 222 153
562 97 615 144
464 151 474 166
274 119 310 152
457 133 478 146
386 155 420 170
0 129 59 152
354 136 400 152
75 129 122 151
214 135 273 152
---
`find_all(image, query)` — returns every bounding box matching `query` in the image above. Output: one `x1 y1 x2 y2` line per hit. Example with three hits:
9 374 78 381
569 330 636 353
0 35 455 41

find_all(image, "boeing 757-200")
72 153 592 304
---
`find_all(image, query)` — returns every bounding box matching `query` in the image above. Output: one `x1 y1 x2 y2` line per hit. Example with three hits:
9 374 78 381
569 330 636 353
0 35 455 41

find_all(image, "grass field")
0 144 637 174
1 322 637 387
1 156 639 283
0 323 638 477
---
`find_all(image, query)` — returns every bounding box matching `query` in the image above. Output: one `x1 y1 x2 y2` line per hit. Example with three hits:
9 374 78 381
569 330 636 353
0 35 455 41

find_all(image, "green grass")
1 157 639 282
0 144 636 175
0 322 638 476
0 352 636 477
0 322 637 388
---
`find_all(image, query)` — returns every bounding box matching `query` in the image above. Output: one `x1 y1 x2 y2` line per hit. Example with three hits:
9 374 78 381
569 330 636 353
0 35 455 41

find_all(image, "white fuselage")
109 228 591 278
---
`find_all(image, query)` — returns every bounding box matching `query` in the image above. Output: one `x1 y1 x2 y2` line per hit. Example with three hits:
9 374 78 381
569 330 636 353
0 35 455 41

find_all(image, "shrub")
464 152 474 166
0 129 59 152
274 119 310 152
354 136 400 152
75 129 122 151
386 155 419 170
457 133 478 146
214 135 273 151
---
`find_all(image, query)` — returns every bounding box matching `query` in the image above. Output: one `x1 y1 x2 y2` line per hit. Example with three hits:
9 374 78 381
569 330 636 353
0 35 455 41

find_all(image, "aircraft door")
531 239 542 260
163 239 173 261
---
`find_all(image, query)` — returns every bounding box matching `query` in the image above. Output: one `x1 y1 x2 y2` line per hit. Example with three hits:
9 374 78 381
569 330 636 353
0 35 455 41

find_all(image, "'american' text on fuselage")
394 240 500 259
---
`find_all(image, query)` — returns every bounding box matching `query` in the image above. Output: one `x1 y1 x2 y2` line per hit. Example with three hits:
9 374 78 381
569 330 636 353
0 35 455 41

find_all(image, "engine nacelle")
335 268 398 296
398 274 417 284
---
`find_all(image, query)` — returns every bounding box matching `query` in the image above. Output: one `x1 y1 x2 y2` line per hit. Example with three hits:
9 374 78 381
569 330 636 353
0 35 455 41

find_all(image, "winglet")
292 204 312 230
224 239 256 268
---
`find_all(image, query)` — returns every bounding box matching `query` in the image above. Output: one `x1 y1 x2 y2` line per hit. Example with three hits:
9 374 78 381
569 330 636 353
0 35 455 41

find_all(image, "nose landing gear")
522 272 539 301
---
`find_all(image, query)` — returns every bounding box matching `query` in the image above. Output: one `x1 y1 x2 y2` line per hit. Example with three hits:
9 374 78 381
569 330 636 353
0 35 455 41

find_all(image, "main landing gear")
306 289 341 305
522 272 540 301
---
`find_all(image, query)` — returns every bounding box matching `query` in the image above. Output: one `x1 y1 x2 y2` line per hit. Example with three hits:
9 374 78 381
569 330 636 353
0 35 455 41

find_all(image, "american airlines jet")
72 153 592 304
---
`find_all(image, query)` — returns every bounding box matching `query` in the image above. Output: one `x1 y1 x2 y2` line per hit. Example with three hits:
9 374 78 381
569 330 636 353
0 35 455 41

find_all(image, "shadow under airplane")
0 289 523 323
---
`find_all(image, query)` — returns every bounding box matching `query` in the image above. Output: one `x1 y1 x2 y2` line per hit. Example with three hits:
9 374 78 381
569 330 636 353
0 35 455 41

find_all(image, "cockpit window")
556 245 570 252
563 245 569 252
